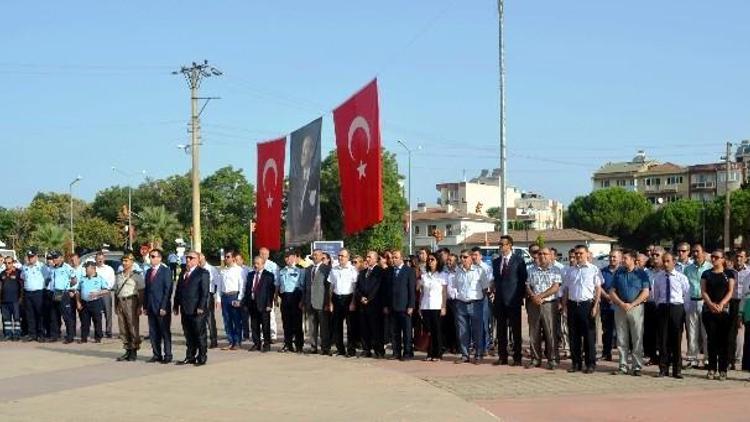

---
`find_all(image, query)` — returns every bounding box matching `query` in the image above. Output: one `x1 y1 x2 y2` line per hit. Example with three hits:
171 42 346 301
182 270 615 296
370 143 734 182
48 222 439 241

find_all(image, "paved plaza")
1 315 749 421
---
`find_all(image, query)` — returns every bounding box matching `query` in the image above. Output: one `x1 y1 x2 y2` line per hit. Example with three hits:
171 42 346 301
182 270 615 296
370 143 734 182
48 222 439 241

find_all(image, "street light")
69 176 82 253
112 167 147 251
397 140 421 255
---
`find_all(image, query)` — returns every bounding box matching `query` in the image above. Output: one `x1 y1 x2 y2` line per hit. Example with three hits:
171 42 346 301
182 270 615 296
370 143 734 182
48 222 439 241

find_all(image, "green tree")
639 200 703 246
27 192 88 227
75 217 125 251
565 188 652 247
31 223 68 253
320 149 407 255
137 206 183 250
200 166 255 256
90 186 131 223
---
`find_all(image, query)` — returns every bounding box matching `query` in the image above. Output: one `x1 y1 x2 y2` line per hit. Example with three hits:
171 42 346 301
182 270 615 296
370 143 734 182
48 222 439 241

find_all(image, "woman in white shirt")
418 253 448 361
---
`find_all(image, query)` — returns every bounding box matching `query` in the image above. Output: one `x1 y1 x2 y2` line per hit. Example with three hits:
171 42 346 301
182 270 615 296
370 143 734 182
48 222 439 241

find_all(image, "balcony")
691 181 716 190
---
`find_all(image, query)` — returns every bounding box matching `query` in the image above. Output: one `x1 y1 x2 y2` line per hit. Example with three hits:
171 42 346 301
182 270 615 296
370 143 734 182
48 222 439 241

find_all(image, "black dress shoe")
117 350 132 361
147 356 162 363
567 366 580 373
278 346 291 353
176 358 196 365
492 358 509 366
209 343 218 349
127 350 138 361
673 373 684 379
161 357 172 364
262 345 271 353
194 357 207 366
62 338 74 344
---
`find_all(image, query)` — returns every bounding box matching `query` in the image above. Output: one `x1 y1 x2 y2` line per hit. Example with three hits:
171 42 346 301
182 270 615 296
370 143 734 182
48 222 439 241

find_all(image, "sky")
2 0 749 209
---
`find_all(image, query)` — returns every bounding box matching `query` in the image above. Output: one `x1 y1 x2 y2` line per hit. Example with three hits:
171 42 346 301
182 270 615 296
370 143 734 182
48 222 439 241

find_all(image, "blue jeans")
483 296 493 350
221 293 243 346
455 300 484 359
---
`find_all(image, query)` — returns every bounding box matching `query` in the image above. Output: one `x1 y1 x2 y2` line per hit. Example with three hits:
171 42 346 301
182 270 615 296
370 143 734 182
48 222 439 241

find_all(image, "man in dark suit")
304 249 332 355
385 250 416 361
491 235 528 366
356 250 386 358
173 251 210 366
242 255 275 352
143 249 174 364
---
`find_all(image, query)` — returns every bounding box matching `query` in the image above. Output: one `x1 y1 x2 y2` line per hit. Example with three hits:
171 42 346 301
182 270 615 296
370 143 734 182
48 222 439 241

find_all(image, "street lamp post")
397 140 420 255
69 176 82 253
112 167 147 251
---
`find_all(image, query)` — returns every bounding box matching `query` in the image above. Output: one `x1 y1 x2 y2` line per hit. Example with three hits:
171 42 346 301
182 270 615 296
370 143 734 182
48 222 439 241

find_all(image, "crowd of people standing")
1 238 749 382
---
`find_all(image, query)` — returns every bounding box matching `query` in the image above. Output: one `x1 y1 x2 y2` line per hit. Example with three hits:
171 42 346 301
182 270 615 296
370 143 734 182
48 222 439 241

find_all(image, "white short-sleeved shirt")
419 271 447 310
563 263 602 302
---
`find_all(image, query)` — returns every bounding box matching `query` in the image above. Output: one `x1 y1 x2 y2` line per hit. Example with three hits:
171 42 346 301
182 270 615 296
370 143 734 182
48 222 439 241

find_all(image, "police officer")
75 262 108 343
276 250 306 353
20 250 47 342
48 251 78 344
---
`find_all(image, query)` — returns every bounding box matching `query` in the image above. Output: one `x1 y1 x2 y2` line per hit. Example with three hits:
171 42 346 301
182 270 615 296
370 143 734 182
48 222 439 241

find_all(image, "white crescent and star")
262 158 278 208
347 116 371 180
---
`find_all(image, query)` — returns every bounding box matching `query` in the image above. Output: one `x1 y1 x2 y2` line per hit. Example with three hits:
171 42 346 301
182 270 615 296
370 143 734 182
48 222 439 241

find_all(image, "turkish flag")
333 79 383 235
255 137 286 251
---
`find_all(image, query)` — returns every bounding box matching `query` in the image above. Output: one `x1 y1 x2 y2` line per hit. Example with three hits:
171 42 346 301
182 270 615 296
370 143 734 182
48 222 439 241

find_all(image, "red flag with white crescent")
333 79 383 235
255 137 286 251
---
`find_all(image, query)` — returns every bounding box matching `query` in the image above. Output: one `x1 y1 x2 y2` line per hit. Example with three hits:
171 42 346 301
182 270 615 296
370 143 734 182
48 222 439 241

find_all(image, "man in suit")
243 255 275 352
385 250 416 361
356 250 386 358
143 249 174 364
304 249 332 355
491 235 528 366
173 251 210 366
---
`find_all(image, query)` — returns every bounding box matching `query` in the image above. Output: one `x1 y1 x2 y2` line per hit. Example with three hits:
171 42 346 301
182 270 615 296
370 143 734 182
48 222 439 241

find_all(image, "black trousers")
169 263 178 282
703 310 731 373
242 306 251 341
42 290 53 337
49 293 75 341
280 291 303 350
332 294 355 354
148 311 172 359
568 300 596 369
658 303 685 375
79 299 103 341
391 310 413 357
359 303 384 355
600 308 615 358
1 301 21 337
728 299 740 365
23 290 44 339
181 312 207 360
248 305 271 347
643 302 659 361
206 293 218 346
494 302 522 361
422 309 444 358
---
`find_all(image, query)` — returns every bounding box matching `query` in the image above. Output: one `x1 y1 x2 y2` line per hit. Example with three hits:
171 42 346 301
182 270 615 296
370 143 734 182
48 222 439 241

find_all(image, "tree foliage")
565 188 652 247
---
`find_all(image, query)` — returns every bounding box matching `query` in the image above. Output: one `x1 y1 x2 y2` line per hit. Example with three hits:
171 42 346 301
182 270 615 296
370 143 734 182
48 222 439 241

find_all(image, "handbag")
414 326 432 352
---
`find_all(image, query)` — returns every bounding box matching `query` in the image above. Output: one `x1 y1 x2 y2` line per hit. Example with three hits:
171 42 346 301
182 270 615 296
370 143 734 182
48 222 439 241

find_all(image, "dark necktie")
312 266 317 282
148 267 157 283
502 257 510 278
666 273 671 304
253 272 261 294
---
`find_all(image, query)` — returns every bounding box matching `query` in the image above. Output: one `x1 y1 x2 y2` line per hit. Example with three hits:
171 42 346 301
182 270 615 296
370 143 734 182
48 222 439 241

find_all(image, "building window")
602 180 610 187
428 225 437 236
445 224 454 236
414 225 420 235
616 179 626 187
666 176 683 184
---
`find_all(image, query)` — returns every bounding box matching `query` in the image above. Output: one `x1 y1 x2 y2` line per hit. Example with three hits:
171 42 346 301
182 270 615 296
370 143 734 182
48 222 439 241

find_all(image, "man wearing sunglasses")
453 249 491 364
674 242 692 274
173 251 210 366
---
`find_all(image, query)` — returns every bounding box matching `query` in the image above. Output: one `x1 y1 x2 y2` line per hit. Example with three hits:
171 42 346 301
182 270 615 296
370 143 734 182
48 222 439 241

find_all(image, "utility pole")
723 141 732 251
173 60 222 253
69 176 82 254
112 167 147 251
497 0 508 235
397 140 417 255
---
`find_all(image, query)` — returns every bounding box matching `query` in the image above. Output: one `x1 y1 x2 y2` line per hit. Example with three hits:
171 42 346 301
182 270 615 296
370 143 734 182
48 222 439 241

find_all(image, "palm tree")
137 206 182 250
31 223 68 253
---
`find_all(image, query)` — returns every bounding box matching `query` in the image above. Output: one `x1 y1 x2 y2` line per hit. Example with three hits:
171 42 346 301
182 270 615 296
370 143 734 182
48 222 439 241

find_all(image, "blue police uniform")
49 263 77 342
77 274 107 341
21 262 47 340
277 265 306 351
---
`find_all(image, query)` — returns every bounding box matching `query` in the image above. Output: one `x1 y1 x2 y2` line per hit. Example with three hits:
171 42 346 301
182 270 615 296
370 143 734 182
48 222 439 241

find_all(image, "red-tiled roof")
464 228 617 245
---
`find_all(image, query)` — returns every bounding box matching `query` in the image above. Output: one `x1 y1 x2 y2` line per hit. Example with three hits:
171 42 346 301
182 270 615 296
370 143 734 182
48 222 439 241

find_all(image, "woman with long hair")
700 249 735 381
418 253 448 361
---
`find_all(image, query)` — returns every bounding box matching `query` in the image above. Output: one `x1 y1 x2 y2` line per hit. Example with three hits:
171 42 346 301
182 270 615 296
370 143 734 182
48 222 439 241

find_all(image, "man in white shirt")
328 248 358 357
259 247 279 341
730 249 747 369
653 252 689 379
525 248 561 370
218 251 245 350
674 242 693 274
94 252 116 338
562 245 602 373
470 247 495 357
453 249 490 364
201 253 221 349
